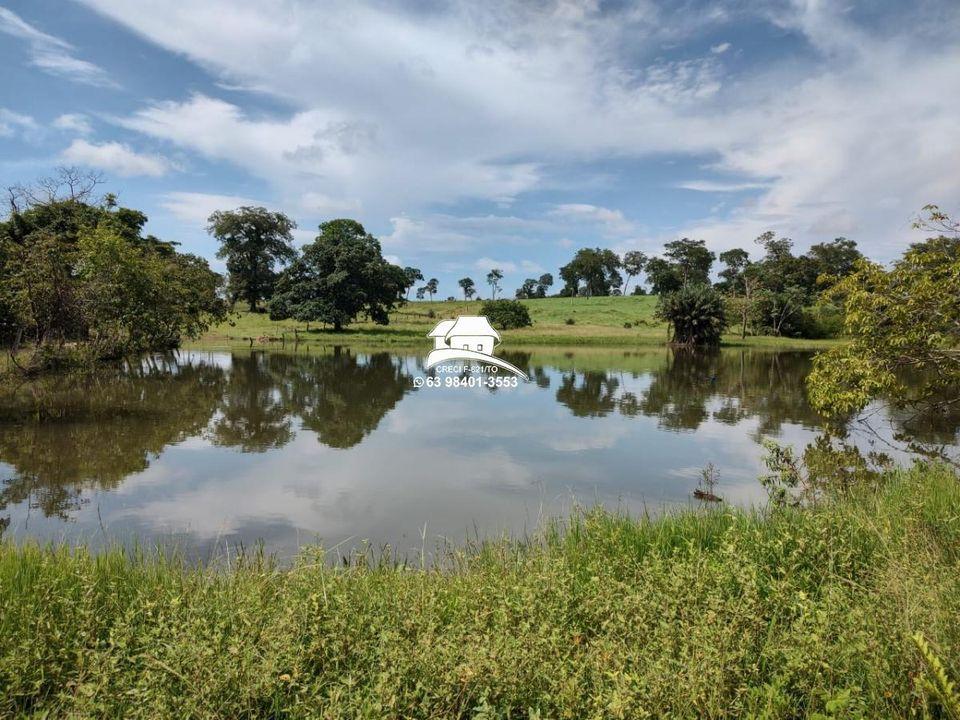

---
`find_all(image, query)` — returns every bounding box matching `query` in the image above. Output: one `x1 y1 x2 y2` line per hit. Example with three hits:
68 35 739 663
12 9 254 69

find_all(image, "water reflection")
0 346 956 555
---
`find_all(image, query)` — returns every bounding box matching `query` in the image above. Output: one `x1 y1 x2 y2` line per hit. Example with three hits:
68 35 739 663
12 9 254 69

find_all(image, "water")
1 347 955 560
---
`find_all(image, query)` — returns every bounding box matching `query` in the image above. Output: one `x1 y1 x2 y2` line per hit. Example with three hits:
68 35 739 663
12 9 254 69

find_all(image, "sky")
1 0 958 296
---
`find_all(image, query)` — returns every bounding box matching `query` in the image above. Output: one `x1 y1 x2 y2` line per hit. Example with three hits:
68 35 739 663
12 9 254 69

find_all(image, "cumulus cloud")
0 7 115 87
61 139 172 177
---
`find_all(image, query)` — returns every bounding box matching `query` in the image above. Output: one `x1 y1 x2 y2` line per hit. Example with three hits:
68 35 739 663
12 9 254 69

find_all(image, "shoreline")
2 463 956 717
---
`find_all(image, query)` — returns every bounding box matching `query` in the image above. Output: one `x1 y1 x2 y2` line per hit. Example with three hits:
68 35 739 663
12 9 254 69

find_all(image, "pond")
1 347 956 560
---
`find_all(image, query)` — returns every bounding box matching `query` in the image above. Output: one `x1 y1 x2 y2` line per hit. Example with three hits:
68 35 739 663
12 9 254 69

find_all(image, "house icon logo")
425 316 529 379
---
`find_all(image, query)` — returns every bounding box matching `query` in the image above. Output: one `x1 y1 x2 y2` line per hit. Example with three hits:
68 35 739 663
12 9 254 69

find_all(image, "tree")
807 205 960 419
645 257 682 295
536 273 553 298
559 248 622 296
655 284 727 346
480 299 532 330
487 268 503 299
515 278 538 299
806 237 864 287
0 185 226 367
458 277 476 300
403 267 423 300
663 238 714 287
716 248 751 293
268 219 406 331
425 278 438 301
416 287 426 300
207 207 297 312
621 250 647 295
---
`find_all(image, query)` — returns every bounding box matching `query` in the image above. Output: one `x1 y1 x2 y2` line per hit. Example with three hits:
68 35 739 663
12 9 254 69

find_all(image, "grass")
195 296 842 350
2 463 958 718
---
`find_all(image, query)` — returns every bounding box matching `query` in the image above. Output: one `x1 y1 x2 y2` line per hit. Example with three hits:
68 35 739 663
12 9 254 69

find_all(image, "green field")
2 463 958 718
196 296 840 350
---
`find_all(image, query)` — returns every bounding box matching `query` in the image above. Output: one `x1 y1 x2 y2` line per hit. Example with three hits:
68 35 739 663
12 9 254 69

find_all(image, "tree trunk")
248 299 257 313
334 319 343 332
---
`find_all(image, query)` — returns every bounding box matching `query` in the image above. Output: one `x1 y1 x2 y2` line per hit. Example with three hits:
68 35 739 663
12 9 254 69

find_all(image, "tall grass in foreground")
1 464 959 718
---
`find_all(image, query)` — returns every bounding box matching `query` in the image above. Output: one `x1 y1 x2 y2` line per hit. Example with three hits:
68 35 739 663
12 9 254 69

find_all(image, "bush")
565 317 576 325
623 321 632 328
800 303 844 339
480 299 532 330
656 283 727 346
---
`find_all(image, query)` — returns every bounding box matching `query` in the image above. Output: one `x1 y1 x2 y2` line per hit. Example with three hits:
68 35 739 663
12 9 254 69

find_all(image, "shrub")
479 299 532 330
800 303 844 339
565 317 576 325
623 321 633 329
656 283 727 346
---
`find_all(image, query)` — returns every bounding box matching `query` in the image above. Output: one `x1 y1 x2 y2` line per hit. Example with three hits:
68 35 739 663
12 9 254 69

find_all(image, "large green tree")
207 207 297 312
807 206 960 418
268 219 406 331
559 248 622 296
1 180 226 366
663 238 714 287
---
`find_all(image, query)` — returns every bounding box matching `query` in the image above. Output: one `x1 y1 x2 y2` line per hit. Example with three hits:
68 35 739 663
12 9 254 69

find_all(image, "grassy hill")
196 296 838 349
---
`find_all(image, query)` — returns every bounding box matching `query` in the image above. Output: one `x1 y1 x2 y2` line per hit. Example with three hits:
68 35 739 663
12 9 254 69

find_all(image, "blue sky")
1 0 958 296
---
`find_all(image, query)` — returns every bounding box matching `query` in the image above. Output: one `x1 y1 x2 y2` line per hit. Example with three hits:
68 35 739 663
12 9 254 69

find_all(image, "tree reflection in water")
0 349 413 521
0 347 956 524
0 355 225 519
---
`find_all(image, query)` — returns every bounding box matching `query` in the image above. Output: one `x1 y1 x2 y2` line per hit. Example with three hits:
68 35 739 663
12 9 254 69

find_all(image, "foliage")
656 283 727 346
480 299 532 330
1 463 958 717
559 247 622 296
403 267 423 300
0 189 226 369
486 268 504 299
268 219 406 331
515 274 553 299
207 207 297 312
664 237 715 286
621 250 647 294
76 226 227 357
458 276 476 300
913 632 960 720
807 207 960 417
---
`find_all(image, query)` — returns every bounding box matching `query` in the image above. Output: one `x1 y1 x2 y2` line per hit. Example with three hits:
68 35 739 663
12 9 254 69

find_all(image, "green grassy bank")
196 296 841 350
2 464 958 718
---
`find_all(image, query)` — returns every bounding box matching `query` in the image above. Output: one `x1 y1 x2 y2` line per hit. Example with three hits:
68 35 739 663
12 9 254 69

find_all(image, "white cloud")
53 113 93 135
159 191 266 224
0 108 39 139
0 7 115 87
76 0 960 260
299 191 361 215
677 180 768 192
61 139 172 177
550 203 634 235
475 257 518 274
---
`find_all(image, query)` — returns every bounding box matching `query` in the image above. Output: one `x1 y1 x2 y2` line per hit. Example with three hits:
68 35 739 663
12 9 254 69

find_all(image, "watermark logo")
422 316 529 380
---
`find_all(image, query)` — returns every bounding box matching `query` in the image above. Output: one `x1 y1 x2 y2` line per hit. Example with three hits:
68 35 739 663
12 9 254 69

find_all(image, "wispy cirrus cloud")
0 6 116 87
